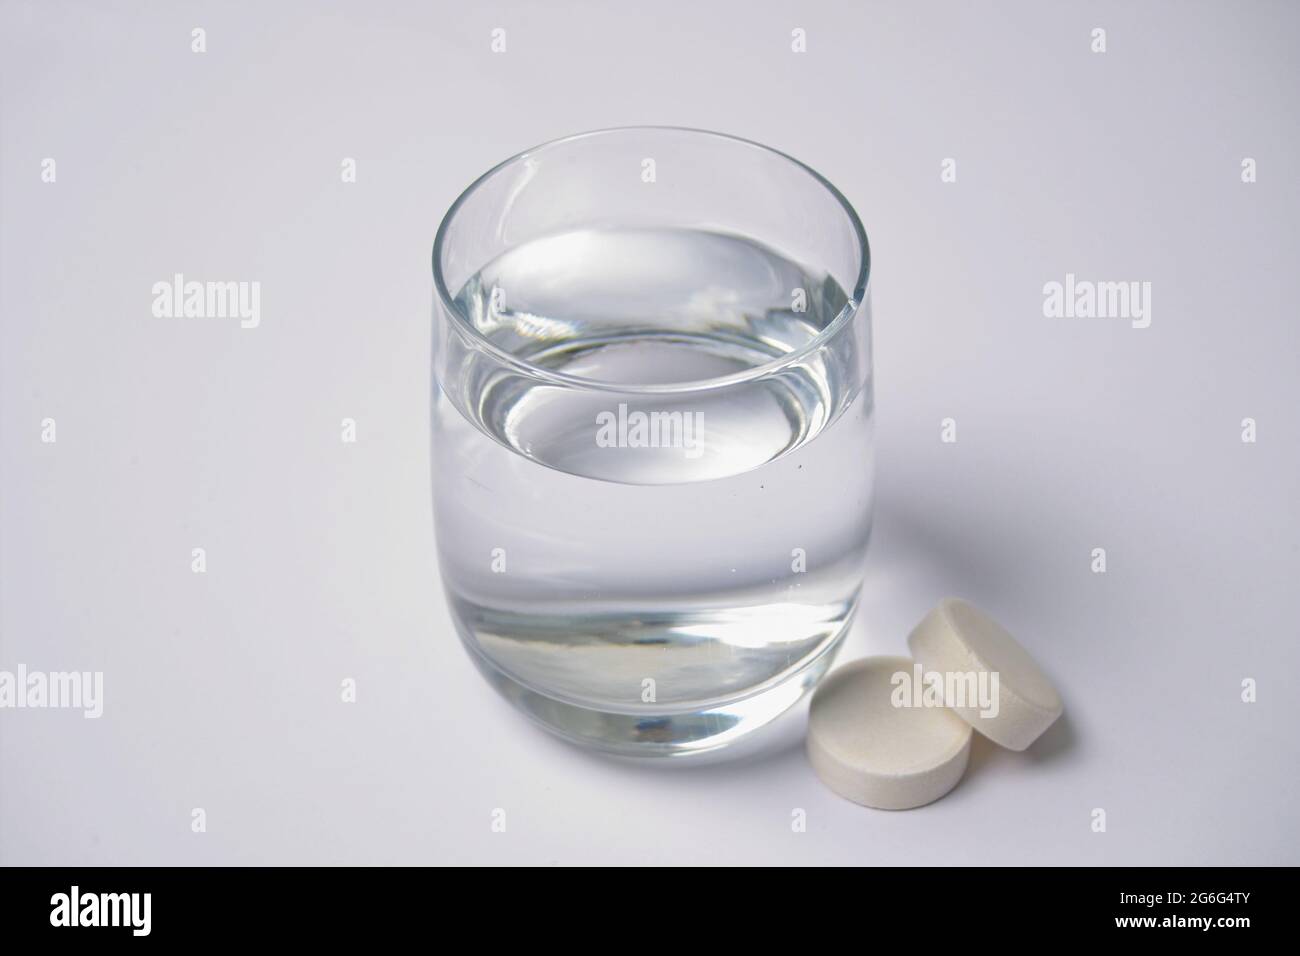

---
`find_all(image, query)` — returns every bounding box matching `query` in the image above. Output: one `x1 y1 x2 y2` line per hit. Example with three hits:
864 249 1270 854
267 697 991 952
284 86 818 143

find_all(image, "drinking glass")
432 127 872 756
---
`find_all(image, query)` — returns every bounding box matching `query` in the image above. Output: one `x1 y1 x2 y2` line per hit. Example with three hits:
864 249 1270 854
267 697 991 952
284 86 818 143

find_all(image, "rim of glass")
432 126 871 395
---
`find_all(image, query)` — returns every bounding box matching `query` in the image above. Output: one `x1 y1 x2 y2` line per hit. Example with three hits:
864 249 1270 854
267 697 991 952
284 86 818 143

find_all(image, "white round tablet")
807 656 973 810
907 598 1063 752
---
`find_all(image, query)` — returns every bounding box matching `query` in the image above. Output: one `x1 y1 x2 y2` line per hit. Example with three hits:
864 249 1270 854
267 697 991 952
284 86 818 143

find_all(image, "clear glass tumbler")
432 127 872 756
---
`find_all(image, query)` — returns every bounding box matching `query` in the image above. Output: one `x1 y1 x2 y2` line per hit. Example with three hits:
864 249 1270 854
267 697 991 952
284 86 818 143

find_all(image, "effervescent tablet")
907 597 1063 751
807 656 973 810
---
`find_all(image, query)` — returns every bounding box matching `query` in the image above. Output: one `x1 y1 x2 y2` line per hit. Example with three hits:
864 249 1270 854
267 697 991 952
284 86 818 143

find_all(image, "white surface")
2 0 1298 865
808 657 972 810
908 598 1063 750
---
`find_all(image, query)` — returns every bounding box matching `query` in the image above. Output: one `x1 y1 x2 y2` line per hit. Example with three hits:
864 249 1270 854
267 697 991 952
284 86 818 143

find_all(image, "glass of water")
432 127 872 757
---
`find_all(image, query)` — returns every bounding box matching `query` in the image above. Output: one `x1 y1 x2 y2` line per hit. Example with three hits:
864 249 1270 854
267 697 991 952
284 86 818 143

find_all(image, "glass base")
459 626 848 758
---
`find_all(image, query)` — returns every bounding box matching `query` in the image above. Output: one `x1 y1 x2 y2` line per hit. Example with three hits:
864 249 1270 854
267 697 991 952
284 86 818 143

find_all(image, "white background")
2 0 1297 865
